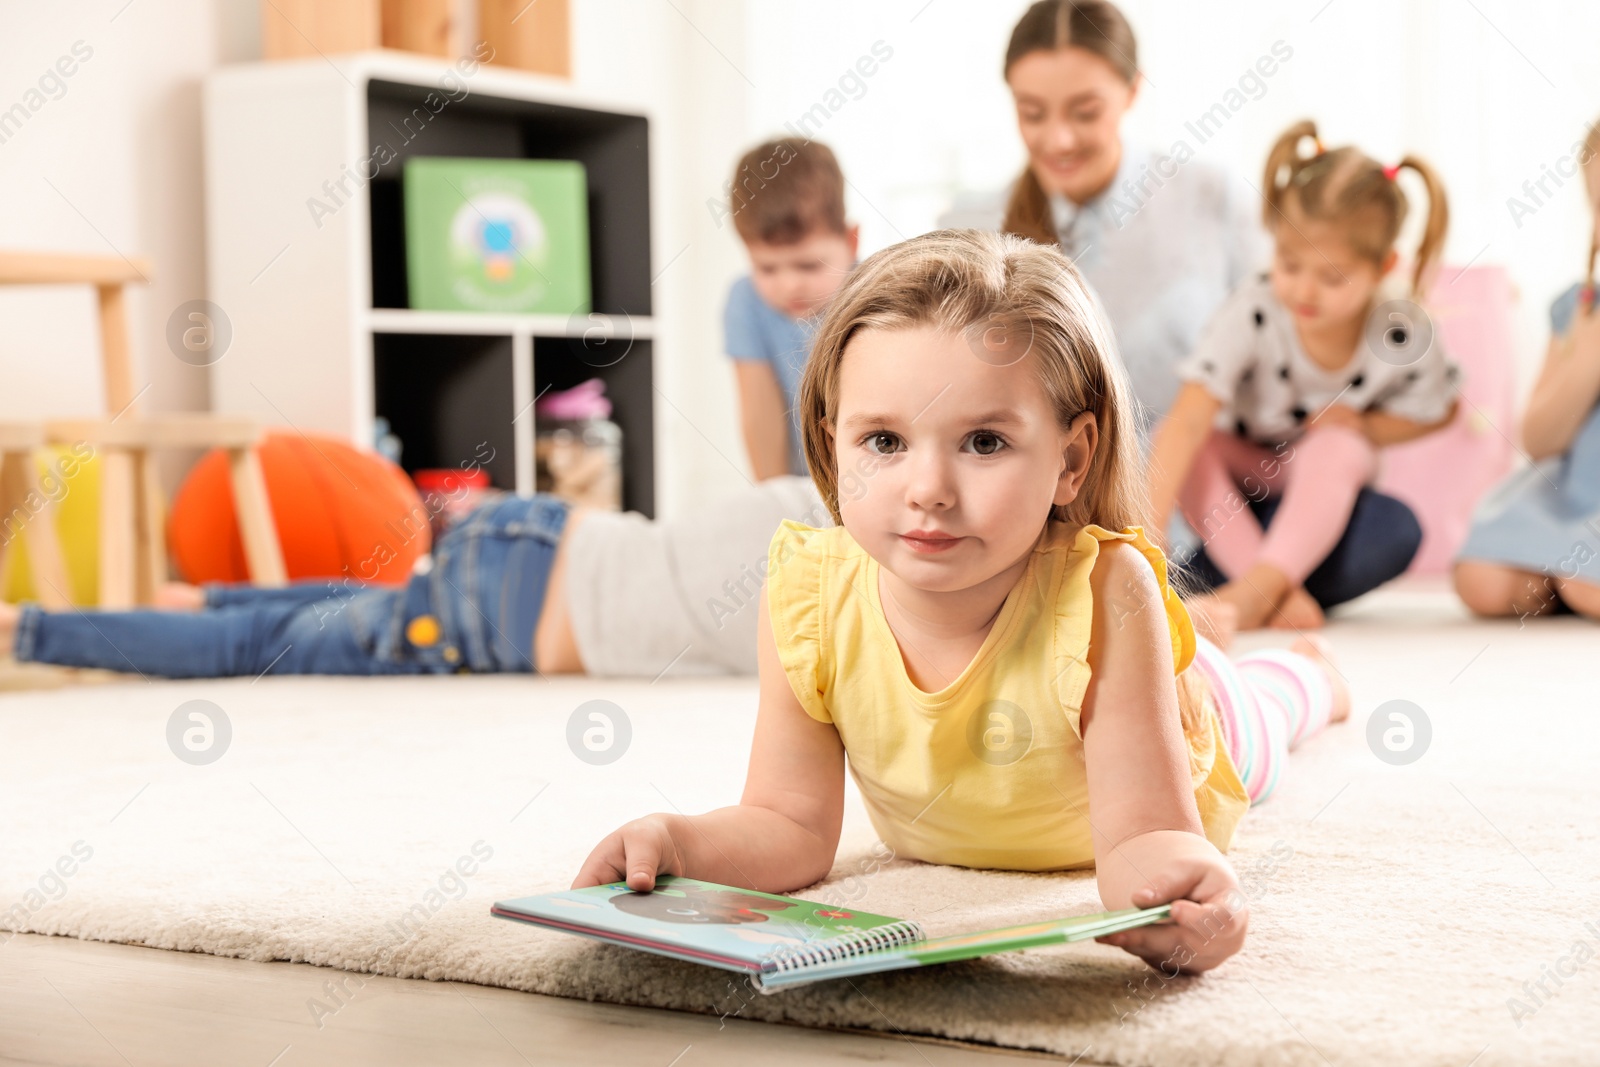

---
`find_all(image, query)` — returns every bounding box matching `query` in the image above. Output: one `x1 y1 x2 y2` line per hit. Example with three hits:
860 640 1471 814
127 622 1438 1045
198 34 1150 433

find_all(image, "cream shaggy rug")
2 586 1597 1066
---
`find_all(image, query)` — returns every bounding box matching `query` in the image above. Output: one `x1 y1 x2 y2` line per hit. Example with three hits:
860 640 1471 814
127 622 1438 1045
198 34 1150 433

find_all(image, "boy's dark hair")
729 139 847 246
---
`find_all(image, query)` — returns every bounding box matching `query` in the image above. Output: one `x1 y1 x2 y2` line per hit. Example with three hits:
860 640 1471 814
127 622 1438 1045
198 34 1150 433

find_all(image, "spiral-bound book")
491 875 1171 992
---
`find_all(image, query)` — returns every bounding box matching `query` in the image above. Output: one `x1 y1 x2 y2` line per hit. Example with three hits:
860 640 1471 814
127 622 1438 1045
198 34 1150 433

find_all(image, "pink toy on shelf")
536 377 613 420
535 378 622 510
1376 264 1517 574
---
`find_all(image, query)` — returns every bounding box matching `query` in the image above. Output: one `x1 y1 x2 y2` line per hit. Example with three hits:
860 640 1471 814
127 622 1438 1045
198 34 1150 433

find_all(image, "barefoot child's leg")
1452 561 1561 619
1210 561 1293 632
1188 635 1345 804
1271 585 1325 631
1289 634 1352 726
0 602 18 653
1185 595 1238 650
153 582 206 610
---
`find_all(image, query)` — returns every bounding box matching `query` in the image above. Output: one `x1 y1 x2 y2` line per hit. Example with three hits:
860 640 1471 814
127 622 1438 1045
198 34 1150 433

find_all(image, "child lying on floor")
0 478 822 679
573 230 1349 976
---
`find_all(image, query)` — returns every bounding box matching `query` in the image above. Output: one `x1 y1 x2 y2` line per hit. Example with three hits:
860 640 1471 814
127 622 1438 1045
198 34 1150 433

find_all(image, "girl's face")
828 325 1096 595
1269 204 1393 332
1007 47 1138 205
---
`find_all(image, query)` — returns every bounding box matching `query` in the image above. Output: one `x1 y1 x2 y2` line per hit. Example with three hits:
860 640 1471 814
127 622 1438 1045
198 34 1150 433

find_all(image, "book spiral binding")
764 919 927 973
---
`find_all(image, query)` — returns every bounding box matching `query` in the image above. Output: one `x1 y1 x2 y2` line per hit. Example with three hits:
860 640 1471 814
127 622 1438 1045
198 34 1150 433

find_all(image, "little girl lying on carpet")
574 230 1349 975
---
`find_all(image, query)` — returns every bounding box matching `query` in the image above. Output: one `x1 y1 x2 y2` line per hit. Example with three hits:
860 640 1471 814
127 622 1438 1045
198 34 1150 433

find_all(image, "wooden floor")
0 934 1058 1066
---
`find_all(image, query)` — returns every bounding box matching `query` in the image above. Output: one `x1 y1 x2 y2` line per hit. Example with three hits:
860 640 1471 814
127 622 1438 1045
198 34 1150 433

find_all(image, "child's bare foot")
1291 633 1351 723
1271 586 1325 631
1186 595 1238 650
1211 563 1292 631
0 601 18 656
153 582 205 610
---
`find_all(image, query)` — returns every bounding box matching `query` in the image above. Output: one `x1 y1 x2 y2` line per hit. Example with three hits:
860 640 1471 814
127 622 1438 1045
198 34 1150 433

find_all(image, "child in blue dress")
1455 122 1600 620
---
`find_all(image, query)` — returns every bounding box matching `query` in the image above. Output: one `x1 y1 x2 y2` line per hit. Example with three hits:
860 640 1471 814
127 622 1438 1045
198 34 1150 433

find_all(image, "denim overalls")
15 494 569 678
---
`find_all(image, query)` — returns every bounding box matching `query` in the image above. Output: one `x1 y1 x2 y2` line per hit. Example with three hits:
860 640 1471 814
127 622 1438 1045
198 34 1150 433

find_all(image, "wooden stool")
0 250 288 608
47 416 286 610
0 424 72 608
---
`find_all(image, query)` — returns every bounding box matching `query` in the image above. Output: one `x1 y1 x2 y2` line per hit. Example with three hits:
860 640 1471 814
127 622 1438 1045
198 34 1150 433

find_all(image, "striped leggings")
1190 637 1335 804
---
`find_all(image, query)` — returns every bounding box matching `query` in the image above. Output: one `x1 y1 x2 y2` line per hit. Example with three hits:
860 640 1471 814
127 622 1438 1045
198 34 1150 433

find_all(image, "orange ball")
168 430 432 586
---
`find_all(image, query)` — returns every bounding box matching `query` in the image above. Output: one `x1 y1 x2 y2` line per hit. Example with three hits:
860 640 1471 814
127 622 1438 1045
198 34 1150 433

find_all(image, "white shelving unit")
204 50 660 512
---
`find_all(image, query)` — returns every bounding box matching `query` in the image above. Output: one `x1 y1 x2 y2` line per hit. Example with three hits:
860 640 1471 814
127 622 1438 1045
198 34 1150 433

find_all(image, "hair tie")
1382 163 1401 181
1313 136 1325 156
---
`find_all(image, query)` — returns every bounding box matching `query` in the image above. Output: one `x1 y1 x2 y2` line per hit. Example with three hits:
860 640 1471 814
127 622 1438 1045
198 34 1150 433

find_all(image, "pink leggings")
1178 428 1377 585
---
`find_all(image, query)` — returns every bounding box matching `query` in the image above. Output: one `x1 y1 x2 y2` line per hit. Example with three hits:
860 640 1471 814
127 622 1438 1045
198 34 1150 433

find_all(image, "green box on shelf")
403 157 591 314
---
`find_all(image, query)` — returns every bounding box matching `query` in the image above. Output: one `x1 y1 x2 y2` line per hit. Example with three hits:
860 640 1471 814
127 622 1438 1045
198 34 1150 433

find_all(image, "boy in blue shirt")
723 139 858 478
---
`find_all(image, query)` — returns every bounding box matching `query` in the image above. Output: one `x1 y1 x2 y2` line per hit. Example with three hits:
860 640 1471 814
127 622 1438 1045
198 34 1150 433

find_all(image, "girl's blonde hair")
1000 0 1139 245
1263 119 1450 296
796 229 1206 734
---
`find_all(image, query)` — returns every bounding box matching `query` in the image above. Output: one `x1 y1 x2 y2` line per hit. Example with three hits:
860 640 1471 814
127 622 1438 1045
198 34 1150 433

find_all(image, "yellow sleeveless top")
766 519 1248 872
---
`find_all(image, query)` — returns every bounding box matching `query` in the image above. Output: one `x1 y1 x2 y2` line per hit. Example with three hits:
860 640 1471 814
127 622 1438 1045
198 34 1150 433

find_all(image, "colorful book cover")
403 157 591 315
492 876 1171 993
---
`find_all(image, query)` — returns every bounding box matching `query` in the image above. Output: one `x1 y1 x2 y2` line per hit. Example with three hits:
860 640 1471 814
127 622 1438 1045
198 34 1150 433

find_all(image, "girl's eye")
1071 107 1103 123
862 431 902 455
964 431 1006 456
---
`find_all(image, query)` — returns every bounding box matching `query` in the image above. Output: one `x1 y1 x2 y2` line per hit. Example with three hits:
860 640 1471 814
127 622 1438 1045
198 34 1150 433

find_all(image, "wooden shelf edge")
366 308 654 339
210 49 649 122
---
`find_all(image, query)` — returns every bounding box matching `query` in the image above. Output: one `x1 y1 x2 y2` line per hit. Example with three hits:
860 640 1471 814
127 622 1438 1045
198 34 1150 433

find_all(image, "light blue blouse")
940 142 1268 440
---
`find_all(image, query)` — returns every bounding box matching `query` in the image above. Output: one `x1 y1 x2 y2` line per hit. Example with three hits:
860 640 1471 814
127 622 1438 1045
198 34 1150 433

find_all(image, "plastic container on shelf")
373 416 403 466
535 378 622 510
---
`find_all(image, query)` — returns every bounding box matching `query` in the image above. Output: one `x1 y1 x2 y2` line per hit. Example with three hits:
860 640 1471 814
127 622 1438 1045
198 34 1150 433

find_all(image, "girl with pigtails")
1147 119 1461 632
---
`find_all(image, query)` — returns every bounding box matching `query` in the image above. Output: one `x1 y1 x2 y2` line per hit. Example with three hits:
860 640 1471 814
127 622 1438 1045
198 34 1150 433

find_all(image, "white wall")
3 0 1596 517
0 0 257 424
568 0 756 520
0 0 260 497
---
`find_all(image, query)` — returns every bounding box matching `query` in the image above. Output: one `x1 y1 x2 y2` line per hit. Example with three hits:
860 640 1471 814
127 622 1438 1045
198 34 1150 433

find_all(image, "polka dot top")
1176 275 1461 445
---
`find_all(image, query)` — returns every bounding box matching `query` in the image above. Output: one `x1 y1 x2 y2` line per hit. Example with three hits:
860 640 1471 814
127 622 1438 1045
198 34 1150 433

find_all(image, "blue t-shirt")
724 274 818 476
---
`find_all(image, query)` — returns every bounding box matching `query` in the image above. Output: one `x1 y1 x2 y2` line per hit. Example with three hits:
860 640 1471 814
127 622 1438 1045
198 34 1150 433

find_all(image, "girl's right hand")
1098 851 1248 974
571 813 688 891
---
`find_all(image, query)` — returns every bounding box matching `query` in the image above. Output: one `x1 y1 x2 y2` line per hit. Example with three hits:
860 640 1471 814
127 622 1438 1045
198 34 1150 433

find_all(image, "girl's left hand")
1096 854 1248 974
